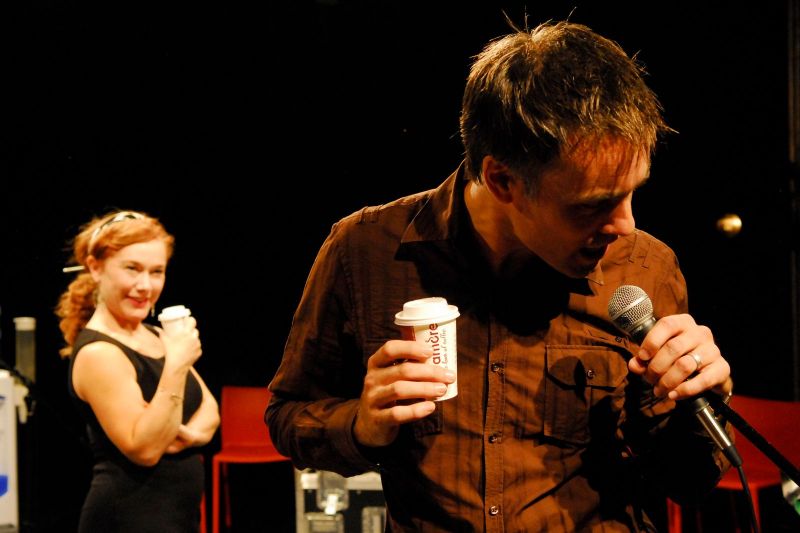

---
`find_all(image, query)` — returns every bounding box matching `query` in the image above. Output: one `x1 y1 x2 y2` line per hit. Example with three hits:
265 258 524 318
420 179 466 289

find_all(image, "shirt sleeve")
265 220 379 476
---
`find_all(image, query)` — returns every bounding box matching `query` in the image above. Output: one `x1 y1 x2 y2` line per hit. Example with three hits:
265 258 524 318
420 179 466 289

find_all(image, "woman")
56 210 220 532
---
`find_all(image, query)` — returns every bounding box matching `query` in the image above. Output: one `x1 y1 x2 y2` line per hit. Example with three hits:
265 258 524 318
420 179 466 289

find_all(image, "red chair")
667 395 800 532
211 386 291 533
200 458 207 533
666 497 682 533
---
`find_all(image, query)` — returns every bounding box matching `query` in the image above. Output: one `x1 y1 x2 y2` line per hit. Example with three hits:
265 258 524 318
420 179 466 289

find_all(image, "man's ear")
481 156 517 204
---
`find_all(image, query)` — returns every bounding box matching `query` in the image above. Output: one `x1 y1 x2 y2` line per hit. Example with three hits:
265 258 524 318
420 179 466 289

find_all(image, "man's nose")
601 196 635 236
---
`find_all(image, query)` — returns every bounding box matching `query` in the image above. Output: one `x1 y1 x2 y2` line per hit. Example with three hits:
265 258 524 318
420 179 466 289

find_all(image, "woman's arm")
165 367 220 453
73 322 202 466
73 341 190 466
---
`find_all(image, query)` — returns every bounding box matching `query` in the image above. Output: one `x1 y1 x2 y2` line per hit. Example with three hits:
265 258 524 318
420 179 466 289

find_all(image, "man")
267 21 734 531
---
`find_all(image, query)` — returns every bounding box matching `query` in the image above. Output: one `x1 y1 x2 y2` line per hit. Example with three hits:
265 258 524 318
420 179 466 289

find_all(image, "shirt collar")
398 164 464 246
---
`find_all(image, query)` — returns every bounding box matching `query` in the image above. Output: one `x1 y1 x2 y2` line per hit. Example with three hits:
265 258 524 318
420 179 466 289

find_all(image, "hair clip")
62 265 86 273
88 211 145 251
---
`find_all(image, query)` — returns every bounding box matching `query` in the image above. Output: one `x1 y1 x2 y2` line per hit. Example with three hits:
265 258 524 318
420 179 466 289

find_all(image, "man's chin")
565 255 604 278
541 251 604 279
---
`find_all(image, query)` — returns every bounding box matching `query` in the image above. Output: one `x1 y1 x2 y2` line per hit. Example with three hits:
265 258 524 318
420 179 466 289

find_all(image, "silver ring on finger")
688 352 703 373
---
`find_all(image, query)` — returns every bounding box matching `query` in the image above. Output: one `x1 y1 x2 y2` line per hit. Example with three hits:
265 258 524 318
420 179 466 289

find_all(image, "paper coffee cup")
158 305 192 334
394 297 459 401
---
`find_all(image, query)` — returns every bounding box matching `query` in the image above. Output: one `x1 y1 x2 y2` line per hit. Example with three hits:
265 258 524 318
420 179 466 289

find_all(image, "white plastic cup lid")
13 317 36 331
394 297 459 326
158 305 191 322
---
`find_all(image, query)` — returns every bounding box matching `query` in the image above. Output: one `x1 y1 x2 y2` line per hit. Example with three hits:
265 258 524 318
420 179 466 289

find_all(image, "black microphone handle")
627 317 743 467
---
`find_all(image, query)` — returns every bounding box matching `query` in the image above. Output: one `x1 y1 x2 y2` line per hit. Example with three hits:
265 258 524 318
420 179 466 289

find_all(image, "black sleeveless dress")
68 327 204 533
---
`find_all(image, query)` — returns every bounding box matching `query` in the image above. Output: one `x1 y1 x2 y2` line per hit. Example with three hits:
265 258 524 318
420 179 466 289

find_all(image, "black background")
1 1 798 531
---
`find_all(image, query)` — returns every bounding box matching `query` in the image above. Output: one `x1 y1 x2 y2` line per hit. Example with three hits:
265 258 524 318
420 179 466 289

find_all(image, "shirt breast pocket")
543 345 629 445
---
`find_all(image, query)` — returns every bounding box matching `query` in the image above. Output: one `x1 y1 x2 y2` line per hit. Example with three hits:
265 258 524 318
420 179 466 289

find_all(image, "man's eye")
578 198 620 214
576 203 606 214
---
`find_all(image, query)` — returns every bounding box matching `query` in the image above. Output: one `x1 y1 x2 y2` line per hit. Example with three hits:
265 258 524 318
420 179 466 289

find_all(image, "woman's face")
91 239 168 328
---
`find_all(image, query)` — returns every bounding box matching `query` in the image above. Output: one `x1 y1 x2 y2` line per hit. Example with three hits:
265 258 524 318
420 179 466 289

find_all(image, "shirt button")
489 505 500 516
615 336 623 343
586 369 595 380
488 433 501 443
490 362 504 373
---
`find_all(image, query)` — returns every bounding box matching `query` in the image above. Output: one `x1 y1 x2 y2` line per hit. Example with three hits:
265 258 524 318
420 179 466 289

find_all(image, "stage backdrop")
1 1 795 531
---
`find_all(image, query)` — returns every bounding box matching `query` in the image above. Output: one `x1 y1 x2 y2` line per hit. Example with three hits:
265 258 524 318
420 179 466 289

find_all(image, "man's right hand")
353 340 456 448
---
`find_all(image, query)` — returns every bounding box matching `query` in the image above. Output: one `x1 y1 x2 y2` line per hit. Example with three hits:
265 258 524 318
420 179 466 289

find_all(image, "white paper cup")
394 297 459 401
158 305 192 335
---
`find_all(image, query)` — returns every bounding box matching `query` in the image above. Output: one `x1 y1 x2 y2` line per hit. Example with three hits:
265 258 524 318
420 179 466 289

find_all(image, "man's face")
508 139 650 278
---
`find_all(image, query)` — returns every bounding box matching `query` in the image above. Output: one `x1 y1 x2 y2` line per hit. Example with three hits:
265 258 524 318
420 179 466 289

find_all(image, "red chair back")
667 394 800 533
220 386 274 449
718 395 800 487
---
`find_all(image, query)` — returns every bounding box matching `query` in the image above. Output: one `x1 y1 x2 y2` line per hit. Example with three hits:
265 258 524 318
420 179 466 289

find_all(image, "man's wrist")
351 411 387 467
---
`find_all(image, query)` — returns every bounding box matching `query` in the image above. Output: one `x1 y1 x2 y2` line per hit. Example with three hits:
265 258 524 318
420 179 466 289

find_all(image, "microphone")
608 285 742 467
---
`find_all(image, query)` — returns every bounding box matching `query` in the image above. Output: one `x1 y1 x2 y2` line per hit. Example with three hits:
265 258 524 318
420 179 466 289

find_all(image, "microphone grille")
607 285 653 333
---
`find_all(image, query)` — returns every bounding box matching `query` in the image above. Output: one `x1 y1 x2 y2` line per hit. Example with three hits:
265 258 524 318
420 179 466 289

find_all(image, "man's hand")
628 313 733 400
353 340 456 448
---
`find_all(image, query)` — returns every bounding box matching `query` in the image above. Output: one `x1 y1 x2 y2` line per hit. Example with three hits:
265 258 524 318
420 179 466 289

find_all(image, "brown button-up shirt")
267 166 729 532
